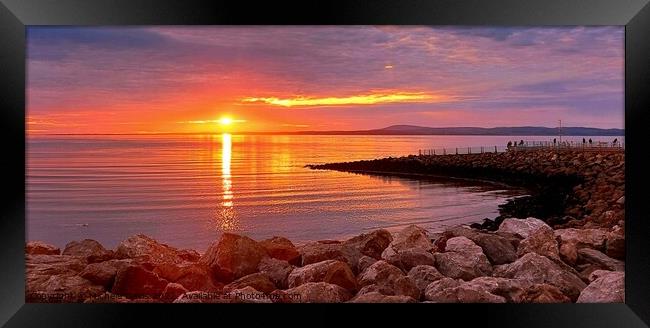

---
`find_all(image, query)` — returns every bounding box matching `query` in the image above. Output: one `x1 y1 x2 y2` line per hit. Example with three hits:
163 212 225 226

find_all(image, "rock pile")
26 219 624 303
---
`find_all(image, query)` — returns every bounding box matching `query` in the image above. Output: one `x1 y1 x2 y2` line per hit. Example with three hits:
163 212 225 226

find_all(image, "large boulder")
497 217 550 239
348 292 416 303
111 265 169 298
200 233 268 283
493 252 586 301
259 237 300 265
407 265 444 295
554 228 608 251
447 226 517 264
342 229 393 260
434 236 492 280
298 241 347 266
462 276 570 303
26 254 87 299
258 257 294 289
115 234 184 264
223 272 277 294
555 228 609 265
161 262 220 292
26 241 60 255
577 271 624 303
62 239 114 263
26 254 86 278
577 248 624 272
288 260 357 292
284 282 353 303
79 259 134 288
357 260 420 299
381 247 435 272
298 230 393 272
383 225 434 253
424 277 505 303
516 225 560 260
462 276 531 303
174 263 223 292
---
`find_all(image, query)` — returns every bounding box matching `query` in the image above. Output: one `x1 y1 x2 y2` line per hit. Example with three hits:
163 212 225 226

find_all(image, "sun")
219 117 233 125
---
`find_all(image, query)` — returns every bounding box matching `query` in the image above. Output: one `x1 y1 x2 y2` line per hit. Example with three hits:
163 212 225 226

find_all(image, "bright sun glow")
219 117 233 125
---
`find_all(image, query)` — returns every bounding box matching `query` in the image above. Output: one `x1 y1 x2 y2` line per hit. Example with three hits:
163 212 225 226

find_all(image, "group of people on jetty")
507 138 620 150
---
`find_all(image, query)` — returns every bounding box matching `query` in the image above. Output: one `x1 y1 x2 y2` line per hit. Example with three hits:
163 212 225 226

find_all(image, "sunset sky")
27 26 624 134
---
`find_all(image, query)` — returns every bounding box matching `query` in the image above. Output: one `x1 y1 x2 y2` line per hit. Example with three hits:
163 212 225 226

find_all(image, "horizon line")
27 125 625 136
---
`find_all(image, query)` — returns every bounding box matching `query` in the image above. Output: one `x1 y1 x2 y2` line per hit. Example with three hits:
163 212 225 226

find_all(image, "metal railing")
416 140 624 156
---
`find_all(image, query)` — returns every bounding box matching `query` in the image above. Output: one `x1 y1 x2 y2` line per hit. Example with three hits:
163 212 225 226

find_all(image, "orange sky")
27 26 624 134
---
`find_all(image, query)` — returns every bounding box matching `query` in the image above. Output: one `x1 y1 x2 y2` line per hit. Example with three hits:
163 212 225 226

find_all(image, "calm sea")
26 134 620 251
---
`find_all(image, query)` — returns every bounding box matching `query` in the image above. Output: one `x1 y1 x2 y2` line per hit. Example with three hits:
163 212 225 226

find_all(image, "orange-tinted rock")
63 239 114 263
424 278 505 303
223 272 277 294
288 260 357 292
26 241 60 255
342 229 393 259
257 257 294 289
298 241 347 266
434 237 492 281
493 253 586 301
200 233 268 283
115 234 183 264
79 259 133 288
155 262 220 292
259 236 300 264
111 265 169 298
577 271 624 303
357 260 420 299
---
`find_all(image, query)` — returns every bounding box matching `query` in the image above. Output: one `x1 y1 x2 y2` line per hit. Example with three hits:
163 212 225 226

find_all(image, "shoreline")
25 149 625 303
308 149 624 230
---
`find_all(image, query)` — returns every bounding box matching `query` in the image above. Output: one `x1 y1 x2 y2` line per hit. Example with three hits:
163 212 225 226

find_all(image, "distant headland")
279 125 625 136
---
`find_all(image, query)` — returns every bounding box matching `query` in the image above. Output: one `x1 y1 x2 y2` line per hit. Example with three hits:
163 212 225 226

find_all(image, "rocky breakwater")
26 219 624 303
308 149 625 232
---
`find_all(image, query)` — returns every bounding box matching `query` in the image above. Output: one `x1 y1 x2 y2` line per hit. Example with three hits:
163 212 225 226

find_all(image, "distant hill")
279 125 624 136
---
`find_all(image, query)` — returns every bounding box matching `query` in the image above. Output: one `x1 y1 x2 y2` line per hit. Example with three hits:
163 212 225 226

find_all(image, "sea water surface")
27 134 619 251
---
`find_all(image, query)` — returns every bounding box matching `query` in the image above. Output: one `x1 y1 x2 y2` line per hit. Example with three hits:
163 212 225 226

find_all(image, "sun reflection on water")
215 133 238 231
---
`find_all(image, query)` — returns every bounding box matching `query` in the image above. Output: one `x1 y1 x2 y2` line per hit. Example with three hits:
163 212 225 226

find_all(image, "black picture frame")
1 0 649 326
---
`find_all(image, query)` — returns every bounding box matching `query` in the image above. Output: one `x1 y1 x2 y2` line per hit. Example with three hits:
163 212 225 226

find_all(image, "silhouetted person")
519 140 524 146
613 138 618 145
583 138 586 144
507 141 512 148
589 138 593 145
553 138 557 145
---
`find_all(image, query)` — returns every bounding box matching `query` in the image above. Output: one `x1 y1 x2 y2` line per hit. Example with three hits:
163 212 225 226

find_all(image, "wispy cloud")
241 92 451 108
